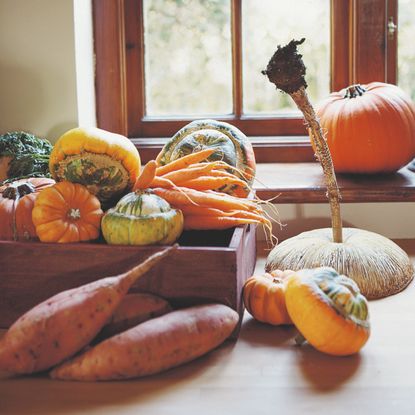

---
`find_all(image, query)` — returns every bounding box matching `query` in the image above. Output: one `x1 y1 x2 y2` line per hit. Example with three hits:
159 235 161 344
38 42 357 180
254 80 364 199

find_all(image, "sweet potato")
0 245 176 375
96 293 172 340
50 304 239 381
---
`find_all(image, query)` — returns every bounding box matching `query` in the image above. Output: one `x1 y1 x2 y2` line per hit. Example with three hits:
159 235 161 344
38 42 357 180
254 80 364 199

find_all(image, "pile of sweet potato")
0 245 238 381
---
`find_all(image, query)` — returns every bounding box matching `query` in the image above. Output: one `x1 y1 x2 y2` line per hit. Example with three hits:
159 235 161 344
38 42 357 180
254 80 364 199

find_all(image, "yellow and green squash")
49 127 141 204
285 267 370 356
101 190 183 245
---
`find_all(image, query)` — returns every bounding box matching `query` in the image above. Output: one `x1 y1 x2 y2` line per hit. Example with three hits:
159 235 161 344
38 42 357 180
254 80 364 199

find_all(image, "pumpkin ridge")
37 219 69 242
43 182 74 209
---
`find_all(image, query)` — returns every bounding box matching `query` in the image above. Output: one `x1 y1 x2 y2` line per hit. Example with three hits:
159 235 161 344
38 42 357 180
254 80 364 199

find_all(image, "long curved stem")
291 87 343 243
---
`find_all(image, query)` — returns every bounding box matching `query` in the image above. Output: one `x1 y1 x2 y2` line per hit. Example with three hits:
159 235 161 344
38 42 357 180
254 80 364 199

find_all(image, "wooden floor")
1 240 415 415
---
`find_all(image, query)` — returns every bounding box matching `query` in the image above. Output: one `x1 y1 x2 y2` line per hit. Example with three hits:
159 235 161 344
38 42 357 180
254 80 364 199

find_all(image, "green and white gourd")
157 119 256 194
101 190 183 246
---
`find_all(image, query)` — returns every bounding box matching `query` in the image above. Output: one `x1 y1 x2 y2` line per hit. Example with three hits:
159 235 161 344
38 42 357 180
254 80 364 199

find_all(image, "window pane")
143 0 232 117
398 0 415 100
242 0 330 115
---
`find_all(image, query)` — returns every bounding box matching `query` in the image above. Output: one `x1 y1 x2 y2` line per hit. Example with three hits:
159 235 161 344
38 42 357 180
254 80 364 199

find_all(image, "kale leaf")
0 131 53 183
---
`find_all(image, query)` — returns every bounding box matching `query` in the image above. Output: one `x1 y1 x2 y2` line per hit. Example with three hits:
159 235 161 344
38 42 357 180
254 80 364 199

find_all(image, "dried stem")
291 88 343 243
262 38 343 243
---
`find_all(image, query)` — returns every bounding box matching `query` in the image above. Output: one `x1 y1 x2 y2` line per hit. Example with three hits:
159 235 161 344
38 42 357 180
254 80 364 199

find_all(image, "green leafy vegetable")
0 131 53 183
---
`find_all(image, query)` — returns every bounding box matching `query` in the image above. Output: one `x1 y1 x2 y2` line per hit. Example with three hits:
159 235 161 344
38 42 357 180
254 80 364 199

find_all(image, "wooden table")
1 240 415 415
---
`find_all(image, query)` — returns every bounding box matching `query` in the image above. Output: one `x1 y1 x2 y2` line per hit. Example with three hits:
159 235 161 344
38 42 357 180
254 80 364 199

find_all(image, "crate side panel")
0 243 237 328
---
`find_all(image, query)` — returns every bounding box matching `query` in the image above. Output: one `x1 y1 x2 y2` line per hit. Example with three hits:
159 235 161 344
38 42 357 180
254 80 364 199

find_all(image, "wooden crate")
0 225 256 337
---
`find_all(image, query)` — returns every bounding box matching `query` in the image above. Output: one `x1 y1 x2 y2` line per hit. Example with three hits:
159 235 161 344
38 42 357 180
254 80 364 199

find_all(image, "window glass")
143 0 233 117
398 0 415 100
242 0 330 114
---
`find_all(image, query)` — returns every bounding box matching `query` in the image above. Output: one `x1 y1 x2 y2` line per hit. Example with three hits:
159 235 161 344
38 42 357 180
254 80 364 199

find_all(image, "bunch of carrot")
133 149 276 241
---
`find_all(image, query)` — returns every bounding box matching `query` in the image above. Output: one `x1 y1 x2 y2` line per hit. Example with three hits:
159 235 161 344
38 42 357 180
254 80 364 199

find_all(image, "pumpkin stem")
294 332 307 346
263 39 343 243
2 182 36 200
344 84 366 99
2 181 36 241
67 208 81 220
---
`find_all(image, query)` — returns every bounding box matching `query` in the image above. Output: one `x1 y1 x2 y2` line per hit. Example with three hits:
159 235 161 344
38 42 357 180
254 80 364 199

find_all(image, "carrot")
133 160 157 190
95 293 172 341
0 245 176 375
153 187 259 212
178 176 248 191
229 185 251 198
155 148 217 176
186 160 228 169
179 205 270 224
148 176 177 189
178 205 232 217
208 169 241 178
161 162 223 183
50 304 239 381
184 216 260 230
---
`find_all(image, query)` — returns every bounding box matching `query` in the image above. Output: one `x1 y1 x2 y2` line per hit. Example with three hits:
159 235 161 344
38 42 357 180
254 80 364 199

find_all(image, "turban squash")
101 190 183 246
156 119 256 195
284 267 370 356
0 177 55 241
316 82 415 173
49 127 141 204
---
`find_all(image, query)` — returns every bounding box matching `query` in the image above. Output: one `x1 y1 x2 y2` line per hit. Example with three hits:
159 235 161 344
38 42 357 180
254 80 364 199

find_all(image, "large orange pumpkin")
316 82 415 173
0 177 55 241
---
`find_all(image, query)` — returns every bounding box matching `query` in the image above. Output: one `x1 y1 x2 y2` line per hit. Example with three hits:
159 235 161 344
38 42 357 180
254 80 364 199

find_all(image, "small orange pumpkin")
243 270 294 325
316 82 415 173
32 181 103 243
0 177 55 241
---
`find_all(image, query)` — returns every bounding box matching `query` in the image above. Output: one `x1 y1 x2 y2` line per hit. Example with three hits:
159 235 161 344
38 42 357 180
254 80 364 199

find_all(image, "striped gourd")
157 119 256 193
101 190 183 246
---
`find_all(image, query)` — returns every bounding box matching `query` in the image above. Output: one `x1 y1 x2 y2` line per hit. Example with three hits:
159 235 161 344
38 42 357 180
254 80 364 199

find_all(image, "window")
398 0 415 100
93 0 403 162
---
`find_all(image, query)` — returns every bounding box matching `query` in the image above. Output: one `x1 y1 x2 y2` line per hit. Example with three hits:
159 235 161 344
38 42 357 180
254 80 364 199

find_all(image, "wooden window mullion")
231 0 243 118
124 0 145 137
386 0 398 84
93 0 128 135
331 0 351 91
350 0 389 84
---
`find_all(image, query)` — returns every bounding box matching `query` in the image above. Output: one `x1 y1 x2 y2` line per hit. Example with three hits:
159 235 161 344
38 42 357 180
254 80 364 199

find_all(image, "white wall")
0 0 79 142
258 202 415 242
0 0 413 239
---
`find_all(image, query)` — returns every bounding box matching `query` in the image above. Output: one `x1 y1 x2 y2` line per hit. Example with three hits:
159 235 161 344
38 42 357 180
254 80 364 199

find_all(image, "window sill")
254 162 415 203
132 138 415 204
132 136 315 164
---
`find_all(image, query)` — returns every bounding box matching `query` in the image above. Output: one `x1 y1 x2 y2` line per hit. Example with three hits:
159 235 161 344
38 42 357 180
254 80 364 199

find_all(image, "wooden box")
0 225 256 337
